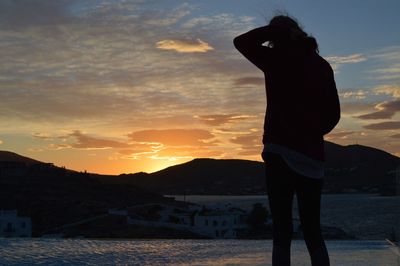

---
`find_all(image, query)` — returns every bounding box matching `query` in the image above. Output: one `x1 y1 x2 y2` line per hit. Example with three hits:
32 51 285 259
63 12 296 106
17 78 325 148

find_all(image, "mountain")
0 150 42 164
96 141 400 195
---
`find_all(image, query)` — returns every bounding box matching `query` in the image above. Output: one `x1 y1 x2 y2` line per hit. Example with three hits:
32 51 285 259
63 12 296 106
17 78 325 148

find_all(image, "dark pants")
262 152 330 266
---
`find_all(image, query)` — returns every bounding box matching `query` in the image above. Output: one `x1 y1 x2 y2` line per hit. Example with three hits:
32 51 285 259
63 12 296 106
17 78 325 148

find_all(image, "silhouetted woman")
234 15 340 266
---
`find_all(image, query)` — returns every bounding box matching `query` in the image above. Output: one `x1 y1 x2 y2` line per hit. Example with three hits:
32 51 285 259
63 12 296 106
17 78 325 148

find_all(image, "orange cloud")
156 39 214 53
128 129 216 146
196 114 256 126
325 131 355 140
155 146 223 158
32 132 53 140
237 149 262 156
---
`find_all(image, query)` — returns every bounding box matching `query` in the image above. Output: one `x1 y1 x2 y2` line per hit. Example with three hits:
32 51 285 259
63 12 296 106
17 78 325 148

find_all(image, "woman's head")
268 15 318 52
269 15 302 32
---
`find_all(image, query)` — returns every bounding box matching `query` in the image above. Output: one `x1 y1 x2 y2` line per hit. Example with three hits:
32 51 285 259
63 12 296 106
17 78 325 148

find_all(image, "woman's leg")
295 176 330 266
263 152 295 266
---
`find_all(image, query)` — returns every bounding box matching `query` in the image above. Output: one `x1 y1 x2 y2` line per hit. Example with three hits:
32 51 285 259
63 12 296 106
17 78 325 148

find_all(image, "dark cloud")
364 121 400 130
340 102 375 115
230 134 262 157
67 130 129 149
0 0 77 29
357 100 400 120
230 135 261 146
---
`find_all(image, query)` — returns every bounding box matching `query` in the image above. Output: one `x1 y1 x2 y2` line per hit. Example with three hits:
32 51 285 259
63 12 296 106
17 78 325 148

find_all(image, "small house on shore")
0 210 32 237
192 207 248 238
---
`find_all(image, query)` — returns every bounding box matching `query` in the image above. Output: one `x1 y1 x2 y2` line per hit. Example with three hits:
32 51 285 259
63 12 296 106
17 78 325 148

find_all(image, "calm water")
0 238 398 266
166 194 400 240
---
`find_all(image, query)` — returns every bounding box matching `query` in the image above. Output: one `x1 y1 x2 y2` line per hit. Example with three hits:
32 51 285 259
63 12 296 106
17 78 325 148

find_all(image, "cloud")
370 46 400 81
195 114 256 126
0 0 77 29
339 89 369 100
154 146 223 158
128 129 216 146
363 121 400 130
370 64 400 80
324 53 367 72
230 135 261 147
49 130 159 153
0 139 2 145
234 77 264 86
0 0 263 134
143 3 191 26
325 131 355 140
66 130 130 149
117 149 156 160
325 54 367 64
356 100 400 120
374 85 400 99
32 132 53 140
229 134 263 157
156 39 214 53
390 134 400 139
340 102 375 115
181 13 255 36
237 149 262 156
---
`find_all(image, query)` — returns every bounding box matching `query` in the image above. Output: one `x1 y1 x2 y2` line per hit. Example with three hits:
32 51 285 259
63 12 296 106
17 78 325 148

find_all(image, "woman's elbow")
233 36 242 49
233 35 248 50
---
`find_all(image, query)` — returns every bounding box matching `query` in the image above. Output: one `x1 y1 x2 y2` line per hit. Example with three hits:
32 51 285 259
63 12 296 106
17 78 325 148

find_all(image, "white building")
0 210 32 237
126 203 249 239
192 207 248 239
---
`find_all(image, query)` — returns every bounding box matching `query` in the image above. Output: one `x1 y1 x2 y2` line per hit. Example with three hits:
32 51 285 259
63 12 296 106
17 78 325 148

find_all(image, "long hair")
268 15 319 53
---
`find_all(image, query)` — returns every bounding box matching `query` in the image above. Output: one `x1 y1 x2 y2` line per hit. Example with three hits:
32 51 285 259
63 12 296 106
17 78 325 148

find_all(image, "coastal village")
1 200 351 240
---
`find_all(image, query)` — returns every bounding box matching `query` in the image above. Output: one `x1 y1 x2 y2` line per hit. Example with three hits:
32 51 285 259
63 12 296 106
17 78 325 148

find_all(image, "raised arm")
233 25 276 70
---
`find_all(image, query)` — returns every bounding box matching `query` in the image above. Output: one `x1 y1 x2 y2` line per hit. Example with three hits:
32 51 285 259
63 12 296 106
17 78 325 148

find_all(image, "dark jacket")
234 26 340 161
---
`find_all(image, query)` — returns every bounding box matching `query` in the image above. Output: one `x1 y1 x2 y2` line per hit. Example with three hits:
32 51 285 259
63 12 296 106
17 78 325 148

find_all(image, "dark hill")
0 150 42 164
97 141 400 195
0 152 175 236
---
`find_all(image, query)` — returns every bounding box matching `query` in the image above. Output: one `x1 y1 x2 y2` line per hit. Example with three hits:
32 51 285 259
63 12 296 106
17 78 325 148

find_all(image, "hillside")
0 150 42 164
0 151 176 236
96 141 400 195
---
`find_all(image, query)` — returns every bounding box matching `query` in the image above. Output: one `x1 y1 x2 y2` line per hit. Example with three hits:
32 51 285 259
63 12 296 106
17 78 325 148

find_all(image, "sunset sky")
1 0 399 175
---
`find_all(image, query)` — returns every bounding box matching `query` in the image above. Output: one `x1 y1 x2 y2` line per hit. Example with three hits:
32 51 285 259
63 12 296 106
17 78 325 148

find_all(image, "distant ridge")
96 141 400 195
0 150 42 164
1 141 399 195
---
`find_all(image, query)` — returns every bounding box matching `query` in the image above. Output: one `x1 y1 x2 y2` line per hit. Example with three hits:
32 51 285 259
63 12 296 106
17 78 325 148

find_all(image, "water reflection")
0 239 397 266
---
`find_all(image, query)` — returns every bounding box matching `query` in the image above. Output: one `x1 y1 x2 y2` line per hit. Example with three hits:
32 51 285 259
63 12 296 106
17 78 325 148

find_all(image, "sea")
1 194 398 265
166 194 400 240
0 238 398 265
